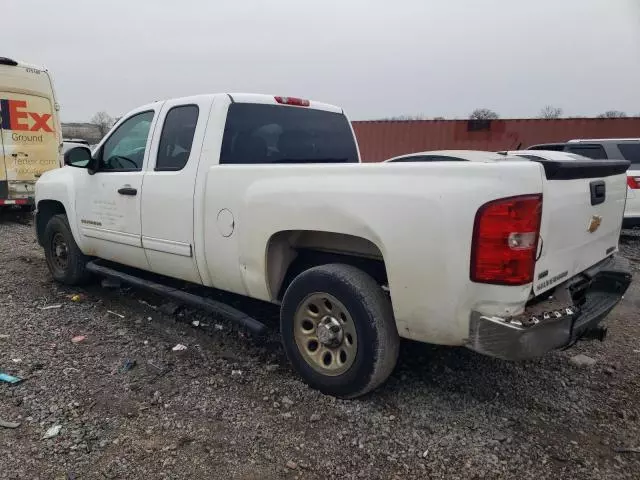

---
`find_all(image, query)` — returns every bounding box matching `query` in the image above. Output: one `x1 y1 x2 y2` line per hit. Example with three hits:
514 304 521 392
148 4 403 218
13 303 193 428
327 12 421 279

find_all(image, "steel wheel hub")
317 316 343 347
55 243 66 257
51 233 69 271
293 292 358 376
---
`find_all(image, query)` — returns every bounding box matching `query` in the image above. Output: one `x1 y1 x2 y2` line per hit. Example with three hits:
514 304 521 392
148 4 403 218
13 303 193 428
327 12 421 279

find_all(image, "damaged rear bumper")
467 255 632 360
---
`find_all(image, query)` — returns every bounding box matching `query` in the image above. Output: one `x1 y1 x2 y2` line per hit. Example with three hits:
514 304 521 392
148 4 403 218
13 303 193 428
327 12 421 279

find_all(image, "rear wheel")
43 214 91 285
281 264 399 398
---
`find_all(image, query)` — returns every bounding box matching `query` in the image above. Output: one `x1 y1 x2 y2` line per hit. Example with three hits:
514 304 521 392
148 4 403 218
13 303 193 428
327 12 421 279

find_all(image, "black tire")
280 264 399 398
43 214 91 285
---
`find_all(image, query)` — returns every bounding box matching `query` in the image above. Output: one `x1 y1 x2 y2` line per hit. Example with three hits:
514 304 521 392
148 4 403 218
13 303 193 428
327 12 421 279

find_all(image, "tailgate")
0 92 59 199
533 159 629 295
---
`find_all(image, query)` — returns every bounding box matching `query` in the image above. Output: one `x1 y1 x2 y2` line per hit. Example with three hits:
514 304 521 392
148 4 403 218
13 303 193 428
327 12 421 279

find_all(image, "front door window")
99 111 154 171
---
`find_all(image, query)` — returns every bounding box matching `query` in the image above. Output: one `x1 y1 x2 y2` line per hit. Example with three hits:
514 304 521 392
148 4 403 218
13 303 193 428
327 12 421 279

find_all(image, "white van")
0 56 62 208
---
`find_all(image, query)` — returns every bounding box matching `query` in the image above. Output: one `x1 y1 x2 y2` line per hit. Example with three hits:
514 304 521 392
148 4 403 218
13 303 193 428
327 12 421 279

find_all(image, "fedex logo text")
0 99 53 133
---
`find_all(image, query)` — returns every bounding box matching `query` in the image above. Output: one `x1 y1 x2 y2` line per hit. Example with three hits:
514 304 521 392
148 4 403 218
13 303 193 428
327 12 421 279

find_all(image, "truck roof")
568 138 640 144
229 93 343 114
0 56 50 72
134 93 343 115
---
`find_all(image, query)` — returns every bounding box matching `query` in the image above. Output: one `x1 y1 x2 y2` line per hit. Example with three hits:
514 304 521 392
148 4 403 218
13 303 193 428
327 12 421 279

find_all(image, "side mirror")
64 146 92 168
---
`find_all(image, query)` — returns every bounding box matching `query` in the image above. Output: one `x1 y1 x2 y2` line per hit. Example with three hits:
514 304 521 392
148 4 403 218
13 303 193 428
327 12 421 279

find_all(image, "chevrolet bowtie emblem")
588 215 602 233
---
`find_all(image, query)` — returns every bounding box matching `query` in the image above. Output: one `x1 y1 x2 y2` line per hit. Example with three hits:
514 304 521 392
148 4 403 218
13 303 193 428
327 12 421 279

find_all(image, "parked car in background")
63 138 89 146
528 139 640 229
0 56 62 209
385 150 521 163
35 97 631 398
388 146 640 231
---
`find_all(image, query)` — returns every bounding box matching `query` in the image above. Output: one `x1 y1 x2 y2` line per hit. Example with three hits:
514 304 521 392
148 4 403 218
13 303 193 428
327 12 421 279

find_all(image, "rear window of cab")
220 104 358 165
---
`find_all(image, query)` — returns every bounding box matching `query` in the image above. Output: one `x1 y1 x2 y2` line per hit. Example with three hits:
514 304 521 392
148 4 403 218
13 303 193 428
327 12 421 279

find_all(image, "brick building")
352 118 640 162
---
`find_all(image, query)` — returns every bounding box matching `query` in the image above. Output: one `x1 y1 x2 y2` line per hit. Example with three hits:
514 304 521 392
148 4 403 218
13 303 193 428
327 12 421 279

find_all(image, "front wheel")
280 264 399 398
43 214 91 285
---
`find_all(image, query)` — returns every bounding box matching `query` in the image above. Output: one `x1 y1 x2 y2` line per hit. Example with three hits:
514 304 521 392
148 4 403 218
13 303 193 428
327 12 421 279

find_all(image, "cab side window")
156 105 199 171
100 111 154 171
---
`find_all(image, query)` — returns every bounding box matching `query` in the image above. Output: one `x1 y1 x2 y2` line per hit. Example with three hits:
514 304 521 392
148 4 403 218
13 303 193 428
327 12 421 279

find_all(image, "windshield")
220 103 359 164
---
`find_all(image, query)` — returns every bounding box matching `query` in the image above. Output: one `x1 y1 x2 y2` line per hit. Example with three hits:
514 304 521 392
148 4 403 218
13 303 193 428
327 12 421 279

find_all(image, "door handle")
118 187 137 196
589 180 605 206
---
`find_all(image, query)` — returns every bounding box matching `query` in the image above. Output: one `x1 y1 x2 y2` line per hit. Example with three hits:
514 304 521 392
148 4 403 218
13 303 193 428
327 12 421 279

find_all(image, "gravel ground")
1 211 640 479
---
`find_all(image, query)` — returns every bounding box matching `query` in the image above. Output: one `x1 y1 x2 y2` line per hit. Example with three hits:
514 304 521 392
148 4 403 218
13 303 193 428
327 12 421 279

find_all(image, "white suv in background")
528 139 640 229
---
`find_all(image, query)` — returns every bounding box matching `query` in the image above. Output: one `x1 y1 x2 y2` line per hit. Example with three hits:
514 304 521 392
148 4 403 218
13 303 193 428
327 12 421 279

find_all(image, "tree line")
382 107 634 121
90 111 117 137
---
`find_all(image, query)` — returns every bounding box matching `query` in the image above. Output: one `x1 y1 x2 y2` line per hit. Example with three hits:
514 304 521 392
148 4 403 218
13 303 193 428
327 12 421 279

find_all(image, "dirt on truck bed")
1 212 639 480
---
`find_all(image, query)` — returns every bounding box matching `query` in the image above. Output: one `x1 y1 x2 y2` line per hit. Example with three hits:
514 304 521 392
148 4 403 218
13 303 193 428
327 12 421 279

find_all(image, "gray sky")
4 0 640 121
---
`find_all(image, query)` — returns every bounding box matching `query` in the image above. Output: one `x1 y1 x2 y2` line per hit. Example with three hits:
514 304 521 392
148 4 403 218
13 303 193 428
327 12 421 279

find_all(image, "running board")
85 261 267 337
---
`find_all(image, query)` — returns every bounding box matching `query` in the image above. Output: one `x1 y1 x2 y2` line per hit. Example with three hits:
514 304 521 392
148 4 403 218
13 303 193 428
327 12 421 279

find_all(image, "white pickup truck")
35 94 632 398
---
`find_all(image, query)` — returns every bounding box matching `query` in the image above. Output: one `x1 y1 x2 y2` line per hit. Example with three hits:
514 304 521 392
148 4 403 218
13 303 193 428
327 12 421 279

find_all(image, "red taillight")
471 194 543 285
627 176 640 189
274 96 310 107
0 198 28 205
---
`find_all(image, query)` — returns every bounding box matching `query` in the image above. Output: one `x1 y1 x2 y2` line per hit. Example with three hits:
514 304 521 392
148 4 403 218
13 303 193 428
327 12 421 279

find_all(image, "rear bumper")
0 181 35 206
624 189 640 227
467 256 632 360
0 197 34 206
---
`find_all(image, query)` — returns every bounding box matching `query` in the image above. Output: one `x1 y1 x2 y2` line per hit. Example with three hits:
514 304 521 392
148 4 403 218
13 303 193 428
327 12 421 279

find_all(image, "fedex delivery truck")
0 56 62 208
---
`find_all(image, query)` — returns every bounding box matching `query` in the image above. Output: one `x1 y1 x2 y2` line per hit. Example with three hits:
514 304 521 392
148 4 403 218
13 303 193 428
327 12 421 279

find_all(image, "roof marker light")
275 96 310 107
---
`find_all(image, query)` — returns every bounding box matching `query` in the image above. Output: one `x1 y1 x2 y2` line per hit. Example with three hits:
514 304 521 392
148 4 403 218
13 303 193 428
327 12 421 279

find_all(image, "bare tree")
597 110 627 118
469 108 499 120
539 105 563 119
433 116 446 120
90 111 115 137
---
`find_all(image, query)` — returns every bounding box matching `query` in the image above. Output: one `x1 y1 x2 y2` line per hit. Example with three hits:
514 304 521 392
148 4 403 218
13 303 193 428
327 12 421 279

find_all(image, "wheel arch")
36 199 67 246
264 229 389 301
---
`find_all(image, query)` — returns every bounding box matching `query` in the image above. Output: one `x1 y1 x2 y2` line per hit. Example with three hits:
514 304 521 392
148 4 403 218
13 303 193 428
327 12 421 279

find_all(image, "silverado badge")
587 215 602 233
